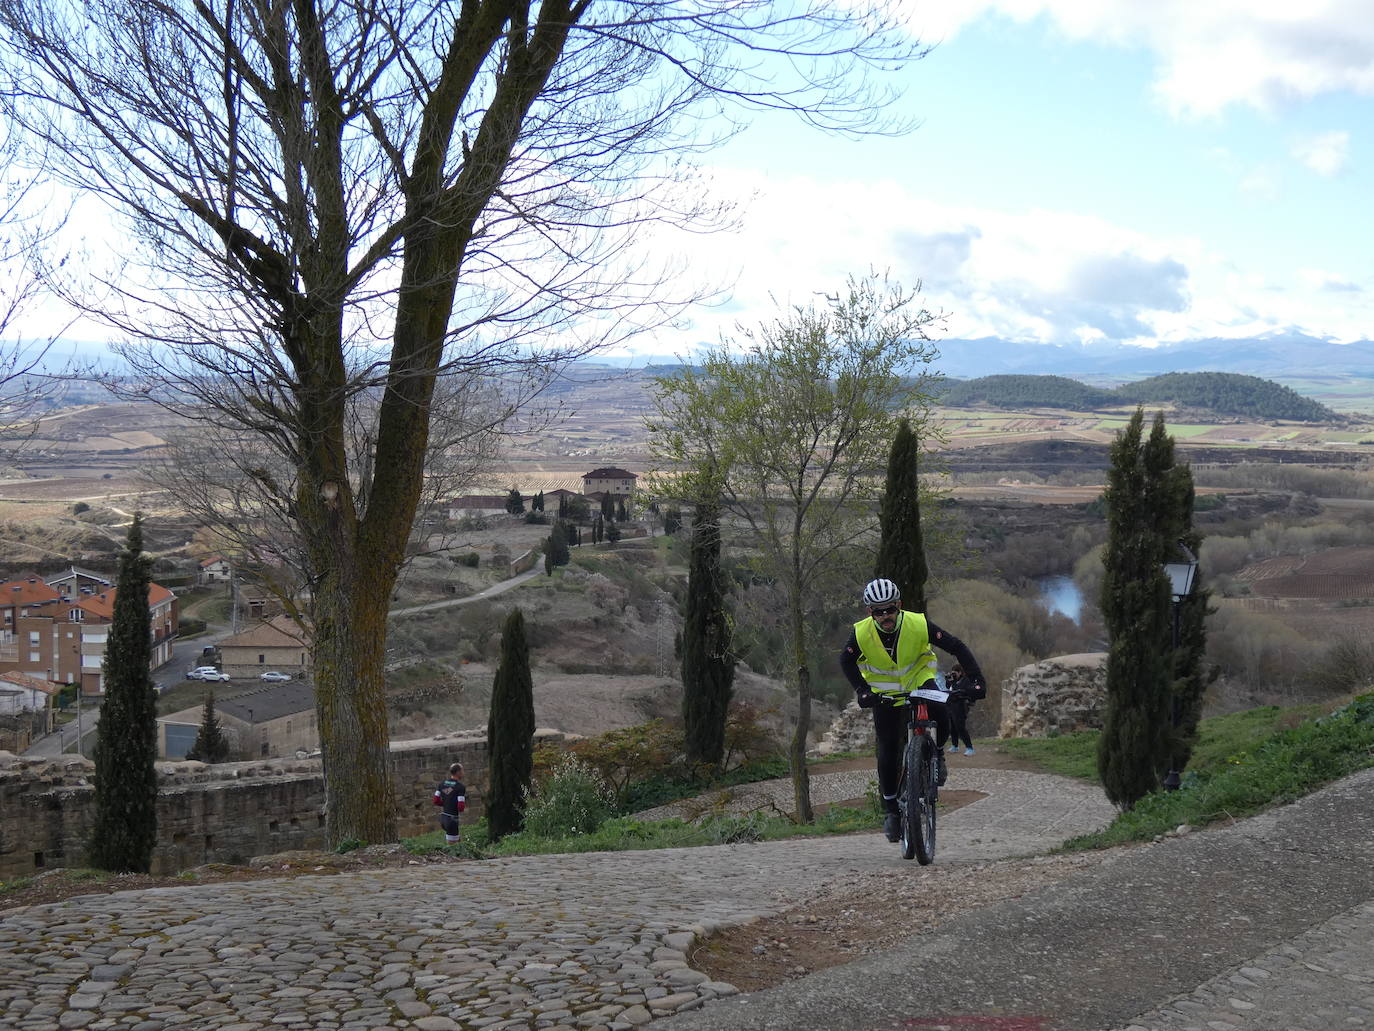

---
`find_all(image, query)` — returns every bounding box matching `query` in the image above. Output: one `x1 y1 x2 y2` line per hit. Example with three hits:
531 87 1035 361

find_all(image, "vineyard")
1239 546 1374 600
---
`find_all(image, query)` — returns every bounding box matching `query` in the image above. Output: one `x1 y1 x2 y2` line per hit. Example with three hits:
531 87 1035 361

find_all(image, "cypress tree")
600 493 614 520
1097 410 1174 810
545 520 570 568
681 498 734 766
873 417 928 611
1164 463 1211 776
185 690 231 763
505 488 524 515
533 490 544 513
558 493 568 518
616 497 627 521
88 514 159 872
486 608 535 840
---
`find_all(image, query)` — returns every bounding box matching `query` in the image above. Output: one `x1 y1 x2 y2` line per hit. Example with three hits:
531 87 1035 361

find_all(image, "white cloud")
1238 165 1282 200
1291 130 1351 175
916 1 1374 117
640 171 1373 357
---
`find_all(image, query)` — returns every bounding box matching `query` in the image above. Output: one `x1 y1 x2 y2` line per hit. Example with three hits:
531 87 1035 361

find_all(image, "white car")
259 671 291 682
187 666 230 682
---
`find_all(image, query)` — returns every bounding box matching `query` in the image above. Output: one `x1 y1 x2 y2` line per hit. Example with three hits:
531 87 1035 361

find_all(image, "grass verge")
1032 693 1374 851
402 803 881 860
403 693 1374 860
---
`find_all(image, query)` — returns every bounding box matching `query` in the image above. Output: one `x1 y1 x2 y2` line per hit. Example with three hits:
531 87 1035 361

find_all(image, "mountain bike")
898 686 949 864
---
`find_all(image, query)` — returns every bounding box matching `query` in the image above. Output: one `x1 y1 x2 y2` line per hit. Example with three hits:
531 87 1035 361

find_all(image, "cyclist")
840 578 988 842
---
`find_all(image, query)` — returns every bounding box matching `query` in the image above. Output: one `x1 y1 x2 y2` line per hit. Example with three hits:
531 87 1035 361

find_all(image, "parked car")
259 671 291 682
187 666 230 682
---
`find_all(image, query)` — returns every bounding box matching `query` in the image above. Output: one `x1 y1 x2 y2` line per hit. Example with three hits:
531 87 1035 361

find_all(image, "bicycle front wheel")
901 738 933 862
907 736 936 865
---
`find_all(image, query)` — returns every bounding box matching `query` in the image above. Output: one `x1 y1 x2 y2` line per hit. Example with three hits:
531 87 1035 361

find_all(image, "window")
260 741 269 756
69 609 82 622
28 631 39 645
258 653 265 664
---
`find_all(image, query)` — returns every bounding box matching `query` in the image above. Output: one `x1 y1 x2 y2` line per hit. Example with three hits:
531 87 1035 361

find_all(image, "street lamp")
1162 543 1199 791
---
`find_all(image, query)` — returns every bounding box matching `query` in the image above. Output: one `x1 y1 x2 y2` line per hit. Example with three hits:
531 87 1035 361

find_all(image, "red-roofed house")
0 671 60 716
198 555 232 584
0 575 179 696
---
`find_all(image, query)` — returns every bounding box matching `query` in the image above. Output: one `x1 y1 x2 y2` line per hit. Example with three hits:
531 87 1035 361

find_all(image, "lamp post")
1161 543 1199 791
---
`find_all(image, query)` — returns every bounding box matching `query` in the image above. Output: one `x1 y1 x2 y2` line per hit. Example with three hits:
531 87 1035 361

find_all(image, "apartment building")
0 573 178 695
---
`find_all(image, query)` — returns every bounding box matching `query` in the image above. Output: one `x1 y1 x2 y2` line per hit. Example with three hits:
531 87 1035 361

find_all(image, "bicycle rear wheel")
908 736 936 865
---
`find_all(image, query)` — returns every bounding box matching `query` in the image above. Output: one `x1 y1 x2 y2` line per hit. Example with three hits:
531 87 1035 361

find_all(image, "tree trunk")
314 571 398 844
789 592 813 822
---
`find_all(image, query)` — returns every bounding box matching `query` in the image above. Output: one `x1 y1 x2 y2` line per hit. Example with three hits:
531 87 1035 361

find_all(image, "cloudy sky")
649 0 1374 358
19 2 1372 366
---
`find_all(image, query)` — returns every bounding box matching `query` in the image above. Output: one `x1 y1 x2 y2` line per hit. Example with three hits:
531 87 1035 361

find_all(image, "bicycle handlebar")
872 686 951 707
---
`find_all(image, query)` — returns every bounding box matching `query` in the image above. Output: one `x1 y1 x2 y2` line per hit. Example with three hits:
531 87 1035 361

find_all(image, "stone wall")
0 728 567 878
998 653 1108 739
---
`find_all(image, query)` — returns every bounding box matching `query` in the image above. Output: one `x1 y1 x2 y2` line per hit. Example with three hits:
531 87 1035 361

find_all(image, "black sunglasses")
870 604 899 617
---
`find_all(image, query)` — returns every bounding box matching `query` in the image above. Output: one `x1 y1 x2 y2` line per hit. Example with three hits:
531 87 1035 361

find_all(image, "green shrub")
557 719 687 799
333 837 366 854
522 755 615 838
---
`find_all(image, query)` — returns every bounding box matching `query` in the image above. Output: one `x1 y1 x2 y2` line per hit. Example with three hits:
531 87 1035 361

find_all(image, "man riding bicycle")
840 578 988 842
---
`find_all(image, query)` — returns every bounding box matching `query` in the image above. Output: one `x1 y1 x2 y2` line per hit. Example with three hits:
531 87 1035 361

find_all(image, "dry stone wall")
998 653 1108 738
0 728 569 878
813 652 1109 753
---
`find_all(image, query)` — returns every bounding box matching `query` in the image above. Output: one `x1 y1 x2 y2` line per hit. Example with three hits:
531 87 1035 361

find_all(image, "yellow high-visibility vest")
854 611 938 698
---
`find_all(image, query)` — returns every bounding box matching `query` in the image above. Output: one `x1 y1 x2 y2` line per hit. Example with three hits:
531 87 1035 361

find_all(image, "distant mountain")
943 371 1341 423
932 333 1374 382
1118 372 1338 422
939 374 1117 410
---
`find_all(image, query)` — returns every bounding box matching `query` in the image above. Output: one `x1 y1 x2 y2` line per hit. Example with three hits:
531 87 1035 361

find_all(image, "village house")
198 555 232 585
0 671 59 721
45 566 113 600
159 680 317 760
445 494 511 520
0 574 178 695
234 582 282 623
216 614 309 677
581 467 637 498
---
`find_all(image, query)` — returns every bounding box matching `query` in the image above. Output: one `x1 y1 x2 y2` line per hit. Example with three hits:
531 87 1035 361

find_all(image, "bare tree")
0 0 927 844
142 369 549 613
0 113 71 462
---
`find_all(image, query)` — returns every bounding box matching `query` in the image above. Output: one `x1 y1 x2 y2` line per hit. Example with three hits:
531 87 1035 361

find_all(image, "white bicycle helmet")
862 578 900 606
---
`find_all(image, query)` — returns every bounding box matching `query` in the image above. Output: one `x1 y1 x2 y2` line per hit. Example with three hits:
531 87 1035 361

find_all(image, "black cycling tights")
872 701 950 803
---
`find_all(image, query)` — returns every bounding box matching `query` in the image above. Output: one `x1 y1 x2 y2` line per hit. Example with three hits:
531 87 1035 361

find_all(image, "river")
1036 574 1084 623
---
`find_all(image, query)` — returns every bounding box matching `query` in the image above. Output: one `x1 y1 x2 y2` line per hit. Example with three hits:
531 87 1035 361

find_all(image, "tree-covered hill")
940 371 1339 423
1115 372 1339 422
939 374 1118 410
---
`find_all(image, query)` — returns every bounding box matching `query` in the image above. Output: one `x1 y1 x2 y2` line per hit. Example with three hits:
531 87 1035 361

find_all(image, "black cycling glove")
855 688 877 709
